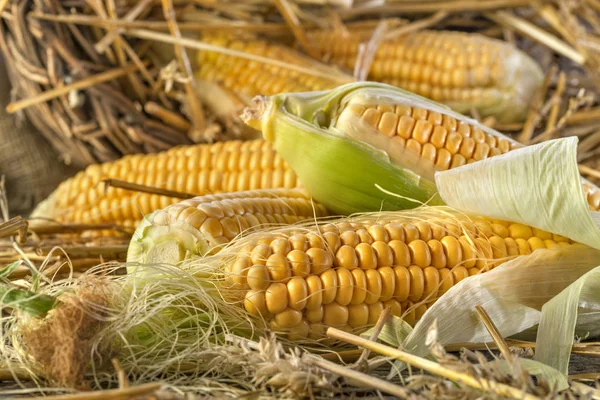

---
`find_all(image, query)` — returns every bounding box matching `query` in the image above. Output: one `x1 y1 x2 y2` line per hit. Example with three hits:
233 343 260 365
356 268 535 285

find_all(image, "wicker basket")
0 0 225 169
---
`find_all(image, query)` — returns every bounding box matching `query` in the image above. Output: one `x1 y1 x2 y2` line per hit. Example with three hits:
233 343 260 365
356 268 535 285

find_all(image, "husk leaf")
243 91 442 215
435 137 600 249
365 136 600 387
535 265 600 375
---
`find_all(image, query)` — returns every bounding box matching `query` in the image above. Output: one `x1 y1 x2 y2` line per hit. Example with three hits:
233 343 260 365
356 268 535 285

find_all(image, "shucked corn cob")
33 139 302 228
306 29 543 123
223 210 578 339
127 188 329 264
195 34 343 102
245 82 600 214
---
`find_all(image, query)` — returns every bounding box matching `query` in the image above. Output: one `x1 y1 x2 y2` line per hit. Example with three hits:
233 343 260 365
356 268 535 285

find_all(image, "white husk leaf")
363 246 600 344
435 137 600 249
403 246 600 354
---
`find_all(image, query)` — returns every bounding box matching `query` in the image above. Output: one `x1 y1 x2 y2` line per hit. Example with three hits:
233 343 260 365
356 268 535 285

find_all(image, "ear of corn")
32 139 302 229
244 91 443 215
245 82 600 212
127 188 329 265
195 31 542 123
331 84 520 182
195 34 346 103
221 209 579 339
306 29 544 123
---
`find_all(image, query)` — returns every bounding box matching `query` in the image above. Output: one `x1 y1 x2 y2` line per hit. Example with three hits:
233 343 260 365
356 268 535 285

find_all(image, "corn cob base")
127 188 329 264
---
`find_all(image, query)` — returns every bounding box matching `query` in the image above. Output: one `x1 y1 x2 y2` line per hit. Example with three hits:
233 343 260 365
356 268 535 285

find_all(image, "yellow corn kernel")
196 34 339 99
328 93 600 213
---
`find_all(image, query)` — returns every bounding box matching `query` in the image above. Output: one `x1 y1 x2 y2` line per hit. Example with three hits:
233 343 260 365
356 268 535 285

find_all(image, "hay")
0 0 234 168
1 0 600 398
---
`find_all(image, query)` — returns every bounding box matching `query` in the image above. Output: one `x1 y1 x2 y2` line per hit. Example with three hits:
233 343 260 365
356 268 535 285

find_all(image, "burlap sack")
0 56 77 216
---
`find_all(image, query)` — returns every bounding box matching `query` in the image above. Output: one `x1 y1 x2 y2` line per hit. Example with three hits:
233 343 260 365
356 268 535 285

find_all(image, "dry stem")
474 305 514 363
101 178 196 199
308 356 409 398
24 383 163 400
327 327 543 400
7 64 142 113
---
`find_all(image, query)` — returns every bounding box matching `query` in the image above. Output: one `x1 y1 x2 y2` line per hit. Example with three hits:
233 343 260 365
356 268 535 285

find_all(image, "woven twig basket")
0 0 218 169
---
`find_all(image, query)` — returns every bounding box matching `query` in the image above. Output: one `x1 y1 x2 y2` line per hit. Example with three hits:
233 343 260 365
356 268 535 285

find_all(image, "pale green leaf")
361 315 413 347
245 91 442 215
400 136 600 385
535 266 600 374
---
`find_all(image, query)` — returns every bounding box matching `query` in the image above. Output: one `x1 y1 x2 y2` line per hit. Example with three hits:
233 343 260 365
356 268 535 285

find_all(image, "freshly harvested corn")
195 34 344 102
224 210 579 339
32 139 302 228
334 95 600 212
127 188 329 264
307 29 543 122
244 82 600 213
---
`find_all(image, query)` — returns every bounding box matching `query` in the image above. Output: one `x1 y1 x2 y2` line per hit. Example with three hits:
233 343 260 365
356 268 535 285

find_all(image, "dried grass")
1 0 600 398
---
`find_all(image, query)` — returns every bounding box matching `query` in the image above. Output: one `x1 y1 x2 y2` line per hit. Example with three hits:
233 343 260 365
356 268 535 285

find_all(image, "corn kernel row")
224 214 576 339
335 102 600 211
306 29 543 122
151 188 329 250
196 35 338 100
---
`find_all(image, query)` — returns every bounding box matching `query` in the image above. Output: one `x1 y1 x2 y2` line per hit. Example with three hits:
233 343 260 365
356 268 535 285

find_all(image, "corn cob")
224 210 579 339
195 34 343 102
127 188 329 264
335 98 600 211
306 29 543 123
33 139 302 228
244 82 600 213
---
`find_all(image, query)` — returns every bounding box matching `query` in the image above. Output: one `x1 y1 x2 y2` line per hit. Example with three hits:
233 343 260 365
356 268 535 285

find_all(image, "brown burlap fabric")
0 56 76 217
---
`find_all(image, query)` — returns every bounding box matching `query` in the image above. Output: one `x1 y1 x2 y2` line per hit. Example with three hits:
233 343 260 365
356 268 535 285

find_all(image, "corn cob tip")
242 96 274 141
127 189 330 266
29 194 56 222
127 210 210 266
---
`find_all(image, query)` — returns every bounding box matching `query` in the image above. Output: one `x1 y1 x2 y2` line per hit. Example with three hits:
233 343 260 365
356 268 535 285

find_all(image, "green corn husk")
243 84 443 215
